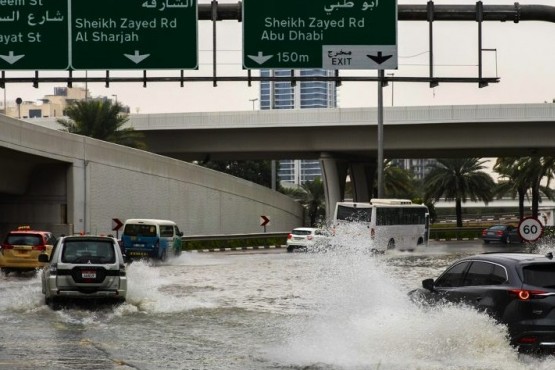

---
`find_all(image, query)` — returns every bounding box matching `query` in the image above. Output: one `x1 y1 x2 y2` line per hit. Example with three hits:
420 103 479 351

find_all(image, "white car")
286 227 329 252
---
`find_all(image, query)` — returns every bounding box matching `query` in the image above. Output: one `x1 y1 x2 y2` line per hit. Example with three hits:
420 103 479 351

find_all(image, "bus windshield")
336 205 372 223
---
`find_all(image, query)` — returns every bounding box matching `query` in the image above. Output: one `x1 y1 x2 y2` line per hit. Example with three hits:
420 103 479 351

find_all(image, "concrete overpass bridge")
126 103 555 215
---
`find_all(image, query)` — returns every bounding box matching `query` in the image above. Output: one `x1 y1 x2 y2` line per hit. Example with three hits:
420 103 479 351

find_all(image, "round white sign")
518 217 544 242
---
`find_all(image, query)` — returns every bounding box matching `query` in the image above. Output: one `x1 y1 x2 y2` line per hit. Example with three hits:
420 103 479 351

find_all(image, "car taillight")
287 233 293 240
32 245 46 251
517 336 538 344
496 230 504 237
307 235 313 240
2 243 13 250
481 229 487 236
509 289 547 300
119 264 126 276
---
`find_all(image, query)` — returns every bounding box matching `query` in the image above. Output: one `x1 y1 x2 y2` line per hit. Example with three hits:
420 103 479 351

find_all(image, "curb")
434 238 480 241
189 245 286 253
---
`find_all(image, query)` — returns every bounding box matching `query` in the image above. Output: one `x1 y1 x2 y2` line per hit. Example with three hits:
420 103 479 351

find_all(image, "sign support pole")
377 69 385 198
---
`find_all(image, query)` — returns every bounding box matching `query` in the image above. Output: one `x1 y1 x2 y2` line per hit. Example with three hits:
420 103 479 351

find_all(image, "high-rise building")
260 69 337 186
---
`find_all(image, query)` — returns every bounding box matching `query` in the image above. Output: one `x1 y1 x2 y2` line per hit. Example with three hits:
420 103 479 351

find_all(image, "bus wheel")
387 239 395 250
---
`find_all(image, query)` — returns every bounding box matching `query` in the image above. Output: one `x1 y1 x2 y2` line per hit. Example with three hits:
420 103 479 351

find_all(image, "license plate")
133 243 144 248
82 271 96 279
130 252 148 256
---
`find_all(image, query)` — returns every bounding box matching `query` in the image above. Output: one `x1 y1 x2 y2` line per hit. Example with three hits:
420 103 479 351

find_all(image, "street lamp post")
15 97 22 119
249 98 258 111
387 73 394 106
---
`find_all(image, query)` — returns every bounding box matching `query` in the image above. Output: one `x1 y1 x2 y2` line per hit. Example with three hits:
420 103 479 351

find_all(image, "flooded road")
1 240 555 369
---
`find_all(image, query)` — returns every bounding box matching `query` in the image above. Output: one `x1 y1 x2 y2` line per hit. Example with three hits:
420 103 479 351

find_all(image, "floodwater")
2 238 555 369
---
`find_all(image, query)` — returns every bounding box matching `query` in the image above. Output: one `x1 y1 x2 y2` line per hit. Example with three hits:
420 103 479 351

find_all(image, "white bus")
333 199 429 252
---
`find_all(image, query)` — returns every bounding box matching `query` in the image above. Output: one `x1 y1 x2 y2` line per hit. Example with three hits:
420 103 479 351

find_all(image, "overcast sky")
3 0 555 114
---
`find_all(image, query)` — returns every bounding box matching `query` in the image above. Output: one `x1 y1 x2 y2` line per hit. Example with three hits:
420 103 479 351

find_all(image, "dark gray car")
409 252 555 353
481 225 522 244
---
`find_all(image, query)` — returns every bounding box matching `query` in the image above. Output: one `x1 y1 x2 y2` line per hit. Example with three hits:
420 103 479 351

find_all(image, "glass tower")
260 69 337 186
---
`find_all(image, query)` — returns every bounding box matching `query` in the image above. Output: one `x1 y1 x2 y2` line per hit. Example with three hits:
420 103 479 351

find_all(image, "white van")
120 219 183 261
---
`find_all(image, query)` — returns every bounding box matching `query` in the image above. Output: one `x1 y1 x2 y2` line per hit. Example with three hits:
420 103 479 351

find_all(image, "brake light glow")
496 230 504 237
481 229 487 236
509 289 547 300
287 233 292 240
517 336 538 344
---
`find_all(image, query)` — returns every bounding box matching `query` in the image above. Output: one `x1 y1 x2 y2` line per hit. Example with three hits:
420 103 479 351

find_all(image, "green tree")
300 177 326 226
382 159 418 199
279 177 326 227
519 157 555 218
200 160 273 188
493 157 529 220
494 157 555 219
423 158 495 227
57 99 147 150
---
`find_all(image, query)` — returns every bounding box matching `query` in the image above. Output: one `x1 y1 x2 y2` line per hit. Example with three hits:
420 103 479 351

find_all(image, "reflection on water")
1 234 555 369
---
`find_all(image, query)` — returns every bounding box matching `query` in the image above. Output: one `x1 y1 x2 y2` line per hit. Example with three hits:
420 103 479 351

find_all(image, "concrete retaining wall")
0 115 304 237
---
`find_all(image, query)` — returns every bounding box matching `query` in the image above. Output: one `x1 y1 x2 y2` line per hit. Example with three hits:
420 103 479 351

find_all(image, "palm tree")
57 99 147 150
494 157 555 219
382 159 418 199
519 157 555 218
423 158 495 227
493 157 530 220
301 177 326 227
279 177 326 227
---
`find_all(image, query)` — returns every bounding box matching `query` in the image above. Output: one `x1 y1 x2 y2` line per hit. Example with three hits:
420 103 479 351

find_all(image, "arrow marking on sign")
124 50 150 64
260 215 270 227
0 51 25 64
112 218 123 231
366 51 393 65
247 52 273 65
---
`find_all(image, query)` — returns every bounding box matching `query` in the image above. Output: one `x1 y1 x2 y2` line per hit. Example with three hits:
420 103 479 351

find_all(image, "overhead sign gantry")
0 0 198 70
242 0 397 70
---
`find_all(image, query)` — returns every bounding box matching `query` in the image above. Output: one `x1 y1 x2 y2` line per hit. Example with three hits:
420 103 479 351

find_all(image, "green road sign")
0 0 69 70
243 0 397 70
71 0 198 70
0 0 197 70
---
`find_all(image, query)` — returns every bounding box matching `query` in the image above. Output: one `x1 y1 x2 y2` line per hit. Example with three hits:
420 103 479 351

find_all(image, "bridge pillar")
320 153 348 221
349 162 376 202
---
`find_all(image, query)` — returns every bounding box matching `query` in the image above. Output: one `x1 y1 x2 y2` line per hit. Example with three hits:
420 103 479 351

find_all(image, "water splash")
267 225 554 370
122 258 219 314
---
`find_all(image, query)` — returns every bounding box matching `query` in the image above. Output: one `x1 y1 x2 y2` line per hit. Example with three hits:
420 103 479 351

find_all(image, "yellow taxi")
0 226 57 276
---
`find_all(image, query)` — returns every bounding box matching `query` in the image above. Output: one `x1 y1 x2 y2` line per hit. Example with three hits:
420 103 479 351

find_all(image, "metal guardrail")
181 232 289 251
181 228 483 246
182 232 288 242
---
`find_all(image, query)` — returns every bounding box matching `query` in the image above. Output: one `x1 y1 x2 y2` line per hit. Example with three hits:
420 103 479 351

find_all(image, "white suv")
286 227 330 252
39 235 127 309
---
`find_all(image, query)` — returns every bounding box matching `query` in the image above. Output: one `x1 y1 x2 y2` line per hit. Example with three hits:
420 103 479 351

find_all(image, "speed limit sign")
518 217 544 242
